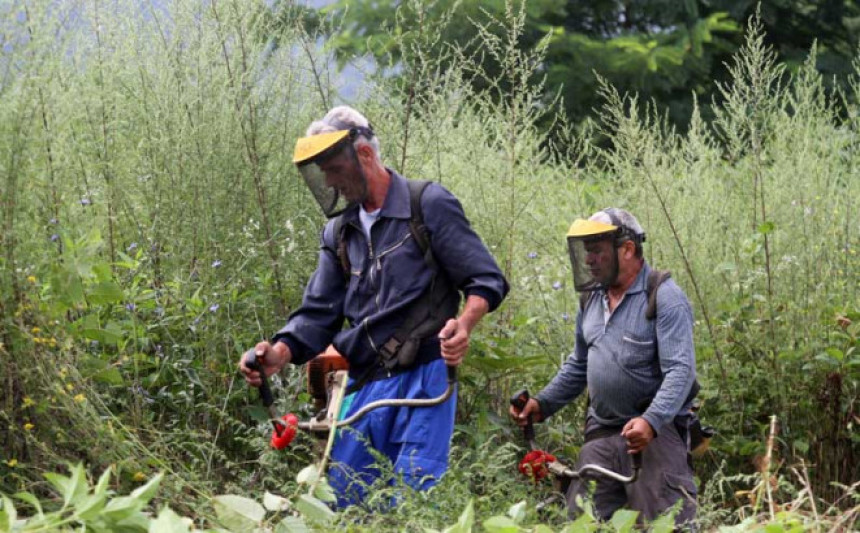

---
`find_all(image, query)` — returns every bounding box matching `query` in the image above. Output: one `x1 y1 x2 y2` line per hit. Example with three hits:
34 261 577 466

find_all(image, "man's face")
583 238 617 286
318 149 365 203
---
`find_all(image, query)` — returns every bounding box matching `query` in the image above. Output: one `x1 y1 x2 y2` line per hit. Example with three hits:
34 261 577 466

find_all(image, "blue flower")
209 304 219 313
561 313 571 322
2 43 12 54
552 281 562 290
527 252 538 259
80 197 91 206
125 303 136 312
50 234 59 242
127 242 138 252
211 260 222 268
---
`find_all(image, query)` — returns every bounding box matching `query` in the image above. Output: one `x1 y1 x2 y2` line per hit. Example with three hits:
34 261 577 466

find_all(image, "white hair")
590 207 645 237
306 106 381 157
590 207 646 256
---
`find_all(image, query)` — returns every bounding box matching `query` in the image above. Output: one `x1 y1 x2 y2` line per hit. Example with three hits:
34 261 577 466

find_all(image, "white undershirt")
359 206 381 241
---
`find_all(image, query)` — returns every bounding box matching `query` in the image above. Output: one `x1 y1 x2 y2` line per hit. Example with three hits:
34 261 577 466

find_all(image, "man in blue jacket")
510 208 697 526
240 106 508 507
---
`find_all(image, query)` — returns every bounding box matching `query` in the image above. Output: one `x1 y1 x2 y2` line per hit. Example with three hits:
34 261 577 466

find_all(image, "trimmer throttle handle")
246 350 274 408
510 389 536 445
632 451 643 471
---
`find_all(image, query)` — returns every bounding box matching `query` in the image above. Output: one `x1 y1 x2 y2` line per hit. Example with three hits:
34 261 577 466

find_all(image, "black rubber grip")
510 389 535 442
246 350 274 408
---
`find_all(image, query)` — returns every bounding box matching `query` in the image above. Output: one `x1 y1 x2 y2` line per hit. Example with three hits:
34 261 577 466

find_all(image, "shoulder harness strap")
406 179 433 266
644 268 701 407
645 269 672 320
332 214 351 281
334 180 434 280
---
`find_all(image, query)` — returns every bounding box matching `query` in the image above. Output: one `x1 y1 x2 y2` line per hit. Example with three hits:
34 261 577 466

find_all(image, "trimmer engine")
307 348 350 412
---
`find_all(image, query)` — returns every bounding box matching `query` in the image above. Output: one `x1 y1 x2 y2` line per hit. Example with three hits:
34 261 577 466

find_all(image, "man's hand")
621 417 655 454
238 341 291 387
438 318 470 366
508 398 544 427
438 295 489 367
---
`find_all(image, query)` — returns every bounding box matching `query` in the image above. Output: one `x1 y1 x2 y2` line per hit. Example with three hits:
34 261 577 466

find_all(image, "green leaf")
13 491 43 518
312 478 336 504
609 508 638 532
148 507 193 533
263 491 290 512
296 464 320 485
562 503 599 531
77 314 122 345
114 512 151 530
825 347 844 361
507 501 526 523
93 366 124 386
648 511 676 533
101 495 143 522
793 439 809 454
483 515 521 533
275 515 311 533
43 472 71 503
757 221 775 235
444 499 474 533
1 495 16 530
87 281 124 305
68 463 89 506
212 495 266 530
94 468 112 497
294 494 334 525
44 464 87 509
76 493 108 521
130 472 163 505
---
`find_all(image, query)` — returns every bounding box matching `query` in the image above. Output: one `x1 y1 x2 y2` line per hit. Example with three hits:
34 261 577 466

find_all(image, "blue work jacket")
274 170 509 377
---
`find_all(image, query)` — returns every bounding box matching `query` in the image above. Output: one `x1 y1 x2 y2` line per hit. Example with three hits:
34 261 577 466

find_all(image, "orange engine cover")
307 346 349 401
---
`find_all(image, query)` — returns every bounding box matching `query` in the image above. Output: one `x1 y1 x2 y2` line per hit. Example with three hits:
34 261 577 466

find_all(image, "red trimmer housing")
518 450 557 482
270 414 299 449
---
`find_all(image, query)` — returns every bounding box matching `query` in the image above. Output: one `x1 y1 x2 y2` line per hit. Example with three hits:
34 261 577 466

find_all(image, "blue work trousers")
328 359 456 508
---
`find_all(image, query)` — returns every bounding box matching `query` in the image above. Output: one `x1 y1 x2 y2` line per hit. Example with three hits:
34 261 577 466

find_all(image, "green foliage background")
0 0 857 530
312 0 860 130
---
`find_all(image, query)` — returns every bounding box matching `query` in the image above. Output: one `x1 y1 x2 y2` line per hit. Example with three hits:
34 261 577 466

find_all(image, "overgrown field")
0 1 857 531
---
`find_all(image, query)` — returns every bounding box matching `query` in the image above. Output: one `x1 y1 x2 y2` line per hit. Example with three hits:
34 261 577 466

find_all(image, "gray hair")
590 207 646 256
306 106 381 157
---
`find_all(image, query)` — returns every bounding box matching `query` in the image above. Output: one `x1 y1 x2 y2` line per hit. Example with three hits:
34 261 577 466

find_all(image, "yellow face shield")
293 129 369 218
566 218 621 292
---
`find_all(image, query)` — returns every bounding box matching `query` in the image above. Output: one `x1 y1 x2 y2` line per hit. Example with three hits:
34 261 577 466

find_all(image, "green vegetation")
309 0 859 129
0 1 857 531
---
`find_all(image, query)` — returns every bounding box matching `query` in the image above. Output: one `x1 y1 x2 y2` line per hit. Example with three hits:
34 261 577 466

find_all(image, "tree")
300 0 859 130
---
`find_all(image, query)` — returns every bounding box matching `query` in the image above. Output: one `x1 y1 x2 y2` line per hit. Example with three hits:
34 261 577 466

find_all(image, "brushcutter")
509 389 642 490
246 349 457 450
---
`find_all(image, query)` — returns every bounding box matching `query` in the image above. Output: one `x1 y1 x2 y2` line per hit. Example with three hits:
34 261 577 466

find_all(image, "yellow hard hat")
293 130 350 165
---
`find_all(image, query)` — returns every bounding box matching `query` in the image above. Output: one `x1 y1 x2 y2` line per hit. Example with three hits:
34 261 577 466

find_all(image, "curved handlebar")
546 452 642 484
298 365 457 431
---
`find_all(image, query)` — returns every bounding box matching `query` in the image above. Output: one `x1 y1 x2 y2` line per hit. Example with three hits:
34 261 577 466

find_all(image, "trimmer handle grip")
510 388 535 443
510 388 530 411
246 350 274 408
632 451 643 472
